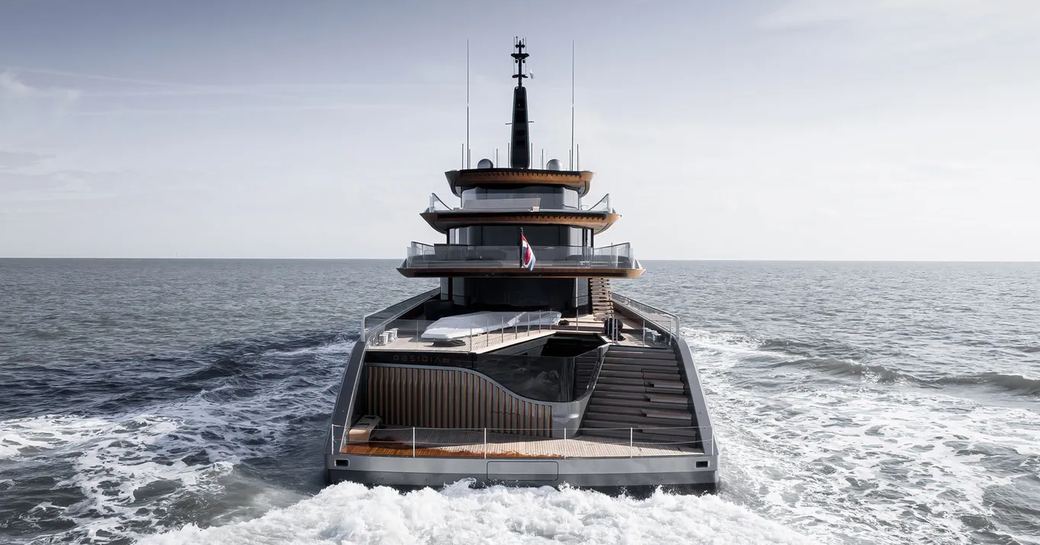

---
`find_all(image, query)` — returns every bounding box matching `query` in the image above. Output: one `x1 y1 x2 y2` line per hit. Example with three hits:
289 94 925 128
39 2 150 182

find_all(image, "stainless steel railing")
425 192 613 213
427 193 454 212
330 424 717 459
580 193 612 212
360 288 440 343
611 292 680 339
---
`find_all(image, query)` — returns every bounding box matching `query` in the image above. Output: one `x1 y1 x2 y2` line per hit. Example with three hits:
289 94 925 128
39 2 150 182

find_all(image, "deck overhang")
446 168 594 197
397 266 644 279
420 210 620 234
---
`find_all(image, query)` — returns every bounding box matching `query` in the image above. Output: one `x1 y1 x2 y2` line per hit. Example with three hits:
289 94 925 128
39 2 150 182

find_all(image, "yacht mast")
509 37 531 169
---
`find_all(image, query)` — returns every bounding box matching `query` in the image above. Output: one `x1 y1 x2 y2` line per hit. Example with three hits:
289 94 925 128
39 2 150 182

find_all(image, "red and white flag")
520 232 536 271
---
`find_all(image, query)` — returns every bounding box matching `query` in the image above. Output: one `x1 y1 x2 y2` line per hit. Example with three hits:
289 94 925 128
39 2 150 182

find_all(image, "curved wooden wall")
365 364 554 437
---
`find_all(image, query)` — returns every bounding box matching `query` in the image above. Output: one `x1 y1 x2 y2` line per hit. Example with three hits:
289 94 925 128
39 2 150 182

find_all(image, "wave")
770 357 912 384
771 359 1040 397
935 373 1040 397
138 480 807 545
0 331 357 544
683 329 1040 397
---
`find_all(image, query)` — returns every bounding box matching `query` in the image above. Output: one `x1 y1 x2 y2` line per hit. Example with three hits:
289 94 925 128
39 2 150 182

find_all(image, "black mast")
509 38 530 169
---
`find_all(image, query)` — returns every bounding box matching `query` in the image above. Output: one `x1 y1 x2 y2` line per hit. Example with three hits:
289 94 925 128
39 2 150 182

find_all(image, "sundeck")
326 39 718 491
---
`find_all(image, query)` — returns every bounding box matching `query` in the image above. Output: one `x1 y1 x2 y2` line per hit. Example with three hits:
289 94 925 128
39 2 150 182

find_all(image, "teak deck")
341 429 700 459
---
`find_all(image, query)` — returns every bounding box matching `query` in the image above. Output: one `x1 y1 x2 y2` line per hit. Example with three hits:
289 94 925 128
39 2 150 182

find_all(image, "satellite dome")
477 158 494 169
545 159 562 171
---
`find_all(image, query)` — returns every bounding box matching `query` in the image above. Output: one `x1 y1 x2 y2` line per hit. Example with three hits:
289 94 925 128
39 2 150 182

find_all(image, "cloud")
0 72 81 141
0 70 80 104
758 0 1040 52
0 150 52 171
760 0 1040 28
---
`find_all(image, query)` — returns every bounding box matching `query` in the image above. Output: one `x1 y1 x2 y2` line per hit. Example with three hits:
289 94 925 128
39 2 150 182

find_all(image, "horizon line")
1 256 1039 263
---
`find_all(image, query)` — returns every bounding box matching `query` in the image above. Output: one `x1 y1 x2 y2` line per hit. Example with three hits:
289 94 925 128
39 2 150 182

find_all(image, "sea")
1 259 1037 545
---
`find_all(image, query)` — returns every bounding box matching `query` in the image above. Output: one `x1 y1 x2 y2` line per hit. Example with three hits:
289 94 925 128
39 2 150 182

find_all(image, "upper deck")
397 242 644 278
366 309 666 355
446 168 594 197
420 192 619 234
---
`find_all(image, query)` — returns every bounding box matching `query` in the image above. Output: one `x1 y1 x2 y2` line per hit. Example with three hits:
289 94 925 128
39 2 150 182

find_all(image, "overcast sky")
1 0 1038 259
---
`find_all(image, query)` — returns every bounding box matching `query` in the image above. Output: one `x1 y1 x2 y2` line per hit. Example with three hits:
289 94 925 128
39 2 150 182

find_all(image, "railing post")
412 427 416 458
330 423 335 455
629 427 634 457
563 427 567 459
469 327 473 351
483 428 487 459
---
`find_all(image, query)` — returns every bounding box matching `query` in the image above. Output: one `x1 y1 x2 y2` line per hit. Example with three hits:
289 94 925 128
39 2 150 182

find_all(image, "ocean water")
1 259 1037 545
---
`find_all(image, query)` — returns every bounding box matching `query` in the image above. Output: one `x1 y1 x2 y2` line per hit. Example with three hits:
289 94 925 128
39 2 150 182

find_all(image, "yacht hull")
325 304 720 493
326 452 718 491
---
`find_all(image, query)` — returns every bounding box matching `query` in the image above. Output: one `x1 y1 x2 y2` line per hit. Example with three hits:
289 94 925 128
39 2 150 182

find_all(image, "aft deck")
340 428 702 459
366 311 667 354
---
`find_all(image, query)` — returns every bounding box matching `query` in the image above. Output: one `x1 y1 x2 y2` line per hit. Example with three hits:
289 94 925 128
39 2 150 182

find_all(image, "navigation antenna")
570 40 575 171
466 39 471 169
509 37 531 169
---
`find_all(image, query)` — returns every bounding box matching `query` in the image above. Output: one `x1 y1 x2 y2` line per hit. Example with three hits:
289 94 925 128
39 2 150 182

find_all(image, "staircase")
590 278 614 319
579 345 699 447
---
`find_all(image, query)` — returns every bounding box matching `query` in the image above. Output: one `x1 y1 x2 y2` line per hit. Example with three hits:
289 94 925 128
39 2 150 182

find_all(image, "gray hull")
326 293 719 492
326 452 718 491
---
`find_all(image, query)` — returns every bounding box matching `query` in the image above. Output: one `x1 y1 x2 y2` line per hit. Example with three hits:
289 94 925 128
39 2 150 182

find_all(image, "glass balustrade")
425 192 613 213
404 242 639 270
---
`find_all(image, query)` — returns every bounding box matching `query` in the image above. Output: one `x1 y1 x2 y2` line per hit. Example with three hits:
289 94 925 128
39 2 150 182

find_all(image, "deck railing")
360 288 440 344
331 424 717 459
611 292 680 339
425 192 612 213
580 193 612 212
403 242 639 270
427 193 454 212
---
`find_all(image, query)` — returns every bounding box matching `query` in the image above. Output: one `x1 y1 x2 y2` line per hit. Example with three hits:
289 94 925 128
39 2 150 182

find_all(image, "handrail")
427 193 455 212
330 424 717 458
580 193 612 212
368 425 714 432
403 242 639 270
426 192 612 214
611 292 680 339
361 288 440 343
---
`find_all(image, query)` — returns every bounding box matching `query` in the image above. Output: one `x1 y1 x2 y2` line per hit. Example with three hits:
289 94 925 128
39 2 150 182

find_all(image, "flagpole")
519 227 524 269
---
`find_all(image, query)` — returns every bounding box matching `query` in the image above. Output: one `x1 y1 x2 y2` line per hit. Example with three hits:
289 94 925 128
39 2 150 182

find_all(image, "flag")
520 232 536 271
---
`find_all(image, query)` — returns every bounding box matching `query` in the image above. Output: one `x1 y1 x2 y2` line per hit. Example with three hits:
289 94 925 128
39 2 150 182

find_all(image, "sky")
1 0 1038 260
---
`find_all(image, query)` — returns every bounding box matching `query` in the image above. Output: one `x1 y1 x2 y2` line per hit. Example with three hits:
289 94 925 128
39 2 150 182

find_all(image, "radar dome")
545 158 562 171
477 158 494 169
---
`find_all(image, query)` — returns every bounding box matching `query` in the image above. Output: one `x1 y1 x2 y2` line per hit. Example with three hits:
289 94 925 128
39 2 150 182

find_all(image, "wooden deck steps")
590 278 614 319
579 345 698 446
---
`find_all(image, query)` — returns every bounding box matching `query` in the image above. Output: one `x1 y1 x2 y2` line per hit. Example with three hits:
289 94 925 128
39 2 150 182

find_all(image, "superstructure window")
448 226 591 247
461 186 579 210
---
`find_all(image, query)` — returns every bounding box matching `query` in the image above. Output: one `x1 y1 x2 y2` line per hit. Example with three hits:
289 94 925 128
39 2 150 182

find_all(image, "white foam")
139 481 808 545
0 414 114 460
0 410 241 542
683 328 1040 545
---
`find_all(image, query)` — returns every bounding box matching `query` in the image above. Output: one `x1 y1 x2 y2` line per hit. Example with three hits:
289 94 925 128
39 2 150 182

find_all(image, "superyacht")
326 39 718 491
